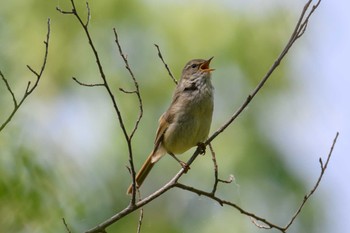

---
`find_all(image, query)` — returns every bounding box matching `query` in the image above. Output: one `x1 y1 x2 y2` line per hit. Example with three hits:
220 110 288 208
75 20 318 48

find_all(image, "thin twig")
136 208 144 233
62 218 73 233
72 77 104 87
154 44 178 85
0 71 18 107
209 143 219 194
85 2 91 27
136 189 144 233
250 217 272 230
119 88 137 94
0 18 51 132
282 132 339 231
113 28 143 140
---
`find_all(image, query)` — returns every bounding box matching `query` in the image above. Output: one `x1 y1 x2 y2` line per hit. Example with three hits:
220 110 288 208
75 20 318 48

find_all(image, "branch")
62 218 73 233
0 18 51 132
206 0 321 145
175 182 285 231
113 28 143 140
154 44 178 85
0 71 17 107
72 77 104 87
174 132 339 232
57 0 143 206
283 132 339 230
112 28 143 204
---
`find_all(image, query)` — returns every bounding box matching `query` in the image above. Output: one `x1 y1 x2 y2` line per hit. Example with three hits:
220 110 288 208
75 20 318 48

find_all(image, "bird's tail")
126 152 155 195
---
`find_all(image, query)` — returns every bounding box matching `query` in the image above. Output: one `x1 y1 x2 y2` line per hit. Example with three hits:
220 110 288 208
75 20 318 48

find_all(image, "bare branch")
219 174 235 184
56 6 74 15
62 218 73 233
136 208 144 233
250 218 272 230
206 0 321 145
57 0 144 207
0 18 51 132
209 143 219 194
26 18 50 94
26 65 40 77
0 71 18 107
283 132 339 231
72 77 104 87
113 28 143 140
113 28 144 204
154 44 178 85
175 131 339 233
174 182 285 231
119 88 137 94
85 2 91 27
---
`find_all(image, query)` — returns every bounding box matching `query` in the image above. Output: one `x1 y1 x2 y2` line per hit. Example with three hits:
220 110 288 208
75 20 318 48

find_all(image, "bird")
127 57 215 195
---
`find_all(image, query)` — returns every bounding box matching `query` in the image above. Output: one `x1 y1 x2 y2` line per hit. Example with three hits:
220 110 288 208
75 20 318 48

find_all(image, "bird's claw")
197 142 206 155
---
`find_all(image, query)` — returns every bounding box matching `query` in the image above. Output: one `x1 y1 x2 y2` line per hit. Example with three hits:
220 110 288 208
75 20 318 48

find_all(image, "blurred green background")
1 0 347 233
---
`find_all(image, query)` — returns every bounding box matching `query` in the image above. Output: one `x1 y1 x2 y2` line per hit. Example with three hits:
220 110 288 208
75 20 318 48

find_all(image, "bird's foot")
179 161 190 173
169 153 190 173
197 142 206 155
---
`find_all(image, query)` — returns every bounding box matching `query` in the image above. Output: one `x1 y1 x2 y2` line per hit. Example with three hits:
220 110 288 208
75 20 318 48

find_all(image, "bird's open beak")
200 56 215 72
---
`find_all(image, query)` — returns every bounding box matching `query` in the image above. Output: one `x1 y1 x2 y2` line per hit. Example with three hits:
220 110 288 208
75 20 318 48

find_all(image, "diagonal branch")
1 71 18 107
206 0 321 145
154 44 178 85
0 18 51 132
283 132 339 230
86 129 338 233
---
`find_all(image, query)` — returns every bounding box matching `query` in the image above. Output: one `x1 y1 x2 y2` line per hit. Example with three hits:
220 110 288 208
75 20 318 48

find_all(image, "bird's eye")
191 64 198 68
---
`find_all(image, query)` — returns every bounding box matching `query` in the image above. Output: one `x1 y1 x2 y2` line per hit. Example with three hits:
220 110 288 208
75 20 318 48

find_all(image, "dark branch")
174 131 339 232
62 218 73 233
57 0 144 208
119 88 137 94
174 182 285 231
154 44 178 85
206 0 321 145
208 143 219 194
0 18 51 132
283 132 339 230
113 28 143 140
72 77 104 87
113 28 144 204
0 71 18 107
85 2 91 27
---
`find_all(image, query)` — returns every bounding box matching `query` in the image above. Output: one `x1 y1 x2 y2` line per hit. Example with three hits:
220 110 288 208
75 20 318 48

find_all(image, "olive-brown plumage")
127 57 214 194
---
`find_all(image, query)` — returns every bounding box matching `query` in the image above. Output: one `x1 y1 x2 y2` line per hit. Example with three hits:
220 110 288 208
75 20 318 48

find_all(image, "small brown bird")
127 57 215 194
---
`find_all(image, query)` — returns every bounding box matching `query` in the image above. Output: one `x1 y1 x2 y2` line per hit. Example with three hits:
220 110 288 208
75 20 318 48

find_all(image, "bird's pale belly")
163 97 213 154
